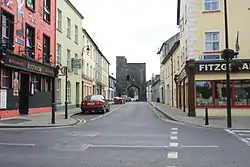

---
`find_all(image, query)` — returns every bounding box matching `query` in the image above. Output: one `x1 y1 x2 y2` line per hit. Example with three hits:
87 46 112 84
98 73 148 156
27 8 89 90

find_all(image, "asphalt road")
0 102 249 167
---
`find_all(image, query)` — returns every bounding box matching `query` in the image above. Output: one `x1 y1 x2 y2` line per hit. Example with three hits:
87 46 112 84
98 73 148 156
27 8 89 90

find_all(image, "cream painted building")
81 29 96 98
174 0 250 116
56 0 84 109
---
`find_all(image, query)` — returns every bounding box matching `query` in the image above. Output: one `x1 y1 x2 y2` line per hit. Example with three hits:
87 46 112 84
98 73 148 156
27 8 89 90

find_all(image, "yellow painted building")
175 0 250 116
81 29 96 97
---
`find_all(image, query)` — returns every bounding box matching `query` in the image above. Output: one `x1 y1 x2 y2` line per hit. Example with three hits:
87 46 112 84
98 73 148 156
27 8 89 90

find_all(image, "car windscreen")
84 95 101 100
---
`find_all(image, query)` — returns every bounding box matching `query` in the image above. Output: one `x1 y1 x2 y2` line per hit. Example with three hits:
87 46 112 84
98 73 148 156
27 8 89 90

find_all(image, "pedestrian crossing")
225 129 250 146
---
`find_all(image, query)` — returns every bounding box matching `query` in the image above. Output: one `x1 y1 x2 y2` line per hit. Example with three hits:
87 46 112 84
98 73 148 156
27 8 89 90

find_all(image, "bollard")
205 108 209 125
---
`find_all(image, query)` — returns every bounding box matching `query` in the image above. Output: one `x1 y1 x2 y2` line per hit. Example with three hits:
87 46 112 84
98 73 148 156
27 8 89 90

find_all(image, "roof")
82 28 110 65
157 32 180 54
109 75 116 80
161 40 180 65
157 40 167 54
64 0 84 19
177 0 181 25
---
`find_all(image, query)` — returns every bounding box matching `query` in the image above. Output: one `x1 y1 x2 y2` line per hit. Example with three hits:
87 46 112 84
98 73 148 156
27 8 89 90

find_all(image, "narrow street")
0 102 249 167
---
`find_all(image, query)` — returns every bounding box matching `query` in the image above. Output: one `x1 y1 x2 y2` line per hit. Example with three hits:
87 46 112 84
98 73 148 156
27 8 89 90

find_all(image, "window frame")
1 68 10 88
66 17 71 38
26 0 35 11
204 31 220 52
25 24 35 59
203 0 220 11
56 9 62 31
56 43 61 64
196 80 250 108
43 0 51 23
74 25 78 43
67 81 71 102
1 10 14 51
57 79 61 103
67 49 71 71
43 34 51 64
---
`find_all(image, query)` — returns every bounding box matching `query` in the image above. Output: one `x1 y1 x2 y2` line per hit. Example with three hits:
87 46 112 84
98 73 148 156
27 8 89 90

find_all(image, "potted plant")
230 59 243 72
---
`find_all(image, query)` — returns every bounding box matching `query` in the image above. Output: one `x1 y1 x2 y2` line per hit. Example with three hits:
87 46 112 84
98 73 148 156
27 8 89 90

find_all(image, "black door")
19 73 29 115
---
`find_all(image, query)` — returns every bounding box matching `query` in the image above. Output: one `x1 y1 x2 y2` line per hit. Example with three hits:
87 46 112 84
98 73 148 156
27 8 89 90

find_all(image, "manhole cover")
0 118 31 124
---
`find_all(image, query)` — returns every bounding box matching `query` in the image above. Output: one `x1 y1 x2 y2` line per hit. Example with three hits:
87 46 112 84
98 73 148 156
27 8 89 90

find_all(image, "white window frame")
56 44 61 64
67 81 71 102
57 9 62 31
74 25 78 43
67 49 71 70
204 30 221 52
57 79 61 103
66 17 71 38
203 0 220 11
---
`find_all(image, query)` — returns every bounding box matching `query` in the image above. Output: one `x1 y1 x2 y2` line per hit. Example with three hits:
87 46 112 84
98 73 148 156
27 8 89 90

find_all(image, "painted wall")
1 0 56 64
56 0 83 109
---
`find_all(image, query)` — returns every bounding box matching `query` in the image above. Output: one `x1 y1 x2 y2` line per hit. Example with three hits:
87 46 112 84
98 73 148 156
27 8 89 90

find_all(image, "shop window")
44 0 51 23
44 78 51 92
67 81 71 102
214 80 231 106
234 80 250 106
1 10 14 51
33 75 41 91
26 24 35 58
196 81 212 106
43 35 50 64
1 69 10 88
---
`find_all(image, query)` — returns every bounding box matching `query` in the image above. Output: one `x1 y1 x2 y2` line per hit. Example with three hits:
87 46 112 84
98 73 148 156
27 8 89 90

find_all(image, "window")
204 32 220 52
204 0 219 11
90 65 92 78
57 9 62 31
196 81 213 106
234 81 250 106
82 36 85 46
56 44 61 64
67 81 71 102
34 75 41 91
67 49 71 70
86 63 89 76
1 68 10 88
26 24 35 58
57 79 61 103
43 35 50 63
82 59 85 74
74 25 78 43
44 78 51 92
90 45 92 58
67 17 71 38
26 0 35 11
44 0 51 22
1 10 14 50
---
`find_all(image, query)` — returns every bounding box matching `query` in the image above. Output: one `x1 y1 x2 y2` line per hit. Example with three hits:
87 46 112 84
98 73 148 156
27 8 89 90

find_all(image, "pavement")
0 102 249 167
149 101 250 129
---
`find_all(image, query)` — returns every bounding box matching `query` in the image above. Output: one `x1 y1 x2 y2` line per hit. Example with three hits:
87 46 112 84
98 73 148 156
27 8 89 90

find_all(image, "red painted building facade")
0 0 56 119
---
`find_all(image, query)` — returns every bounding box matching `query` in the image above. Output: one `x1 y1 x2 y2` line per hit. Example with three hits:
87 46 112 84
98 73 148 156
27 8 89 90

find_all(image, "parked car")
81 95 110 114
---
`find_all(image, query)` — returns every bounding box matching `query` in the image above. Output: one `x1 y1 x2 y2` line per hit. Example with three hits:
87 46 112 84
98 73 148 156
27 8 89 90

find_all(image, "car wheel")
101 109 105 114
82 110 86 115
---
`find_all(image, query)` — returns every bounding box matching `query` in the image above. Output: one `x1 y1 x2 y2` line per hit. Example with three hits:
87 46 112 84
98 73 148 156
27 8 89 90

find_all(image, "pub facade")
0 0 56 119
175 59 250 117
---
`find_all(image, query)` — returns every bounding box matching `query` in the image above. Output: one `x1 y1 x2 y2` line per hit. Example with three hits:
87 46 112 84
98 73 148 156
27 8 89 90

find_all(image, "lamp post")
222 0 239 128
81 45 90 101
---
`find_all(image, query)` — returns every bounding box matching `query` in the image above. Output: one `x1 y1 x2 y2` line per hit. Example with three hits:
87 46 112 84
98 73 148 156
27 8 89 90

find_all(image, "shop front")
176 59 250 117
0 52 55 119
95 83 101 95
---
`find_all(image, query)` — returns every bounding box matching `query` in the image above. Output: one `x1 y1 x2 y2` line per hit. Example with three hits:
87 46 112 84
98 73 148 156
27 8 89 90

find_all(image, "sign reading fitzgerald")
196 60 250 72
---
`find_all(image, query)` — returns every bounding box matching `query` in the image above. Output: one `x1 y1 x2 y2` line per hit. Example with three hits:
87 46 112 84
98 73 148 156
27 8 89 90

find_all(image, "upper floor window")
56 43 61 64
1 10 14 51
204 31 220 52
204 0 219 11
44 0 51 23
57 9 62 31
67 17 71 38
26 0 35 11
43 35 51 64
74 25 78 43
26 24 35 58
67 49 71 70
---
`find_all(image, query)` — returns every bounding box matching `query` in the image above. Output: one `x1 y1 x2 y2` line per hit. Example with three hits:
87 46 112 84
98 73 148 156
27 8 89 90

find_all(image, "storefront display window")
196 81 212 106
196 80 250 108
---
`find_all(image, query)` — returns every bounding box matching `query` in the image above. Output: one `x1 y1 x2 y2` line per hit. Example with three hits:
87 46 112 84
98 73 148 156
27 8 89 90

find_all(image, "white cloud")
70 0 179 80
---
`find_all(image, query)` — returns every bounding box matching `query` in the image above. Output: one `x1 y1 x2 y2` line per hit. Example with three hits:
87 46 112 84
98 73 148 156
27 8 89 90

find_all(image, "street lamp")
222 0 239 128
81 45 90 101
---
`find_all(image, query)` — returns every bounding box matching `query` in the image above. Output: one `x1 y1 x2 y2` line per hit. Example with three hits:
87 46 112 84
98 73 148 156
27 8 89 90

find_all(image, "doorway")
76 82 80 107
19 73 29 115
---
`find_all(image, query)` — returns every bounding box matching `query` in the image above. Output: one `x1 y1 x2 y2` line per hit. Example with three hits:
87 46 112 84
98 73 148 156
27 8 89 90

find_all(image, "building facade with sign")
0 0 56 119
174 0 250 116
108 75 116 100
81 29 96 98
56 0 84 109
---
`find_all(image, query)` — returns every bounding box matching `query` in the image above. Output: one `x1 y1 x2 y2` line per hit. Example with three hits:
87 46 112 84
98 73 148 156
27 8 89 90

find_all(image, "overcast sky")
70 0 179 80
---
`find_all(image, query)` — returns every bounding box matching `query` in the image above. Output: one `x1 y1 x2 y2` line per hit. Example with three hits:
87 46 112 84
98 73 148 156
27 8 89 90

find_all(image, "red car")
81 95 111 114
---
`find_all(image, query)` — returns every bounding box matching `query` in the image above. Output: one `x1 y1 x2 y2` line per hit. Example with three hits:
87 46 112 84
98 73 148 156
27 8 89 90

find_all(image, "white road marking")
231 130 250 133
171 131 178 135
0 142 36 147
89 104 128 121
166 166 178 167
169 143 178 147
170 136 178 140
238 133 250 136
225 129 250 146
171 128 178 131
167 152 178 159
89 144 168 149
246 138 250 141
180 145 219 148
